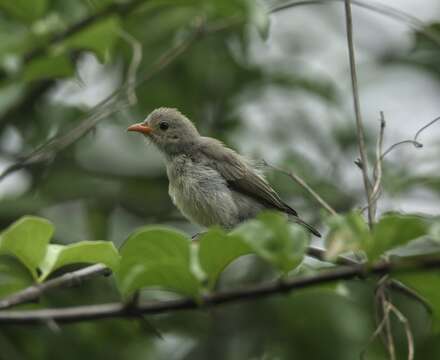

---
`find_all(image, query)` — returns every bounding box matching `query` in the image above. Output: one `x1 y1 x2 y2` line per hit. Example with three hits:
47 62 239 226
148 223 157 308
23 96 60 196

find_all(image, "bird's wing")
197 137 298 216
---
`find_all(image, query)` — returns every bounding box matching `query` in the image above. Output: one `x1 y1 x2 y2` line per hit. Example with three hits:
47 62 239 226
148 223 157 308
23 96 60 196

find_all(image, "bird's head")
127 107 200 156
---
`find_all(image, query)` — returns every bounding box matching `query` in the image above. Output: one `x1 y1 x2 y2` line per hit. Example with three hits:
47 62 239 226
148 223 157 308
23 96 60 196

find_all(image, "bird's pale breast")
166 155 240 228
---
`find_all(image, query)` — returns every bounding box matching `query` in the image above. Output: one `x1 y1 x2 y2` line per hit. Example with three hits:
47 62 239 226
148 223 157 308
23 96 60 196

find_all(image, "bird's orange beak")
127 123 153 135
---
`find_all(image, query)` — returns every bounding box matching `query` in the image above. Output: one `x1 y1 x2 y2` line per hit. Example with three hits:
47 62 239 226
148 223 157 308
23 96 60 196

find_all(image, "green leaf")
62 16 121 63
397 271 440 331
38 241 120 282
367 214 428 261
0 0 48 22
325 212 428 261
232 212 309 273
0 256 33 299
116 227 200 298
0 216 53 278
325 212 370 259
23 54 74 82
198 227 252 288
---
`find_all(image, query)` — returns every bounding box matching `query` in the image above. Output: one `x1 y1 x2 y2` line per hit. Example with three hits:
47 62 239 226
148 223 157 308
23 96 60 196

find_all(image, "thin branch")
360 304 391 359
371 276 415 360
414 116 440 142
264 161 337 216
369 112 386 219
371 276 396 360
388 280 432 316
381 116 440 160
381 140 422 159
117 29 143 106
343 0 373 228
2 254 440 324
388 302 415 360
361 281 393 360
1 246 430 313
382 288 396 360
0 264 109 310
360 114 440 216
0 246 347 310
311 247 433 315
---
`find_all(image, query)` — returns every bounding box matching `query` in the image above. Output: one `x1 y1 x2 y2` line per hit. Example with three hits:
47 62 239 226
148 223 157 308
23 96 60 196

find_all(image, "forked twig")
360 114 440 214
360 300 391 359
364 275 415 360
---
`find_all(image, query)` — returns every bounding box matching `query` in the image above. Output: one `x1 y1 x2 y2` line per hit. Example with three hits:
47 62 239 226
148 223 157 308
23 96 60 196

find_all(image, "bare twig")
414 116 440 142
1 245 430 314
381 140 423 160
389 280 432 315
363 274 416 360
383 294 396 360
361 296 391 359
373 276 396 360
381 116 440 160
117 30 143 105
360 114 440 215
369 112 386 218
0 246 348 310
369 275 415 360
264 161 337 216
0 264 109 310
388 302 415 360
343 0 373 228
1 254 440 324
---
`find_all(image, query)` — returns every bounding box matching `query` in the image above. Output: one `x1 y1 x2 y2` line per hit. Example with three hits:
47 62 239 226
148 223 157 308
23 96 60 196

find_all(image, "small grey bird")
127 107 320 237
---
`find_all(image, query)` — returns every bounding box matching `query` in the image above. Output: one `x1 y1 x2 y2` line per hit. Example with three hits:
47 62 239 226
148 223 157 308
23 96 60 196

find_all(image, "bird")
127 107 320 237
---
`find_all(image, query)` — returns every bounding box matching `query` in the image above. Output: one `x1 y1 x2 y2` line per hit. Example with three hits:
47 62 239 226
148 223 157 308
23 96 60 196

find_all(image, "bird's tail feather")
291 216 321 237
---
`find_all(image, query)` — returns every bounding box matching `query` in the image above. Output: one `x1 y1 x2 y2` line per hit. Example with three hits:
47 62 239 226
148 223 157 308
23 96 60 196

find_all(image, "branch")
343 0 373 228
381 116 440 159
117 29 143 106
0 264 109 310
388 302 415 360
1 246 429 312
308 246 433 315
0 246 346 310
1 254 440 325
369 112 386 218
264 161 337 216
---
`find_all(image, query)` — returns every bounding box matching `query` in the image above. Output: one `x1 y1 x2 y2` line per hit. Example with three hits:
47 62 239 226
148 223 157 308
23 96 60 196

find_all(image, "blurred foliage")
0 0 439 359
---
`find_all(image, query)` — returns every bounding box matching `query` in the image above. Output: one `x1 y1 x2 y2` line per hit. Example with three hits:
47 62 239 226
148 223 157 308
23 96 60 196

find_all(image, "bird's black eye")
159 121 169 131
